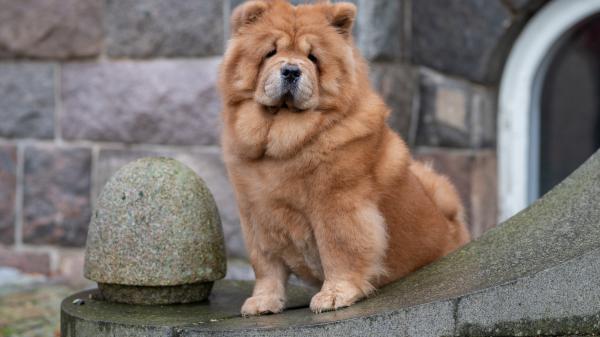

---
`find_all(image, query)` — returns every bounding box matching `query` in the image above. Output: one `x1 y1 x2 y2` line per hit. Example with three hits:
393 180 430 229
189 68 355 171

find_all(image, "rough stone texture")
98 282 214 305
412 0 513 83
0 63 55 139
106 0 224 58
62 150 600 336
416 68 497 148
61 59 222 146
85 158 227 296
0 144 17 244
23 146 92 247
0 0 103 59
0 248 51 275
95 148 244 258
61 281 315 337
356 0 405 61
415 149 497 238
458 249 600 336
369 63 418 143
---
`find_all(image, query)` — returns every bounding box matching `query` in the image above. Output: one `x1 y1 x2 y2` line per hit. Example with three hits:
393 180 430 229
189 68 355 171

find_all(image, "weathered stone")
0 0 102 59
458 249 600 336
356 0 405 61
61 59 222 146
415 149 498 238
106 0 224 58
0 248 51 275
85 157 226 304
0 63 54 139
369 63 418 143
416 68 497 148
95 148 245 258
412 0 513 83
23 146 92 247
63 150 600 336
416 69 469 147
97 283 215 306
0 144 17 244
61 280 314 337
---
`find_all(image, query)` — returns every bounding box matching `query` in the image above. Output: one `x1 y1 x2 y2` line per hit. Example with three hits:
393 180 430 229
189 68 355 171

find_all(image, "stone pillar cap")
84 157 226 287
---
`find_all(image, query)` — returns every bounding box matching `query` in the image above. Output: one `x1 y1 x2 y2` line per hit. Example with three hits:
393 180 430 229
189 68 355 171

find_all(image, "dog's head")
220 0 363 115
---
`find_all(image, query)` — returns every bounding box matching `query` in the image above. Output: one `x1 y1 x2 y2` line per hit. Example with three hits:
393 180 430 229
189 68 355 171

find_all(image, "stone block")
61 59 222 146
0 144 17 245
415 149 498 238
23 146 92 247
369 63 418 142
0 63 54 139
356 0 405 61
412 0 513 82
0 0 102 59
0 248 51 275
106 0 224 58
416 69 497 148
96 148 245 258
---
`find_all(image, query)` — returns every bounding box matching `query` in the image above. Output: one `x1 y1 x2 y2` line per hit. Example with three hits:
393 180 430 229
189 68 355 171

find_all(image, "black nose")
281 64 301 82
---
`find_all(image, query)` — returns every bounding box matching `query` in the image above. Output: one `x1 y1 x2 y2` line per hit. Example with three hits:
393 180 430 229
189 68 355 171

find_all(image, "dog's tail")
410 161 471 248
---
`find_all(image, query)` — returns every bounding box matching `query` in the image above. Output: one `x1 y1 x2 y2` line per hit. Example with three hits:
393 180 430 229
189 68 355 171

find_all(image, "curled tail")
410 161 471 249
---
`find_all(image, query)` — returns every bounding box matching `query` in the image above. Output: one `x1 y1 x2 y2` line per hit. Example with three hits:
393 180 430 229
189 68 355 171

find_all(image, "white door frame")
498 0 600 221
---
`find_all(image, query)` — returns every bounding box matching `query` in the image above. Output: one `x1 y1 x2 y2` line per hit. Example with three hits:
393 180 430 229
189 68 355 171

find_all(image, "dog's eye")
308 53 318 63
265 49 277 59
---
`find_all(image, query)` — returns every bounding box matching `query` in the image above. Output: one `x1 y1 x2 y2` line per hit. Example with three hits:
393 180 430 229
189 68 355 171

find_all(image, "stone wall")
0 0 547 282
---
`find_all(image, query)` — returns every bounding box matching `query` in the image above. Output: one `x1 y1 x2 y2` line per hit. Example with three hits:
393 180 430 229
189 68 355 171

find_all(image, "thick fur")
219 0 470 316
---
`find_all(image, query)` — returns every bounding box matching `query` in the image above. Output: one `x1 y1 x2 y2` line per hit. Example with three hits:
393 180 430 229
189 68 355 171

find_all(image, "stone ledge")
62 150 600 336
105 0 224 58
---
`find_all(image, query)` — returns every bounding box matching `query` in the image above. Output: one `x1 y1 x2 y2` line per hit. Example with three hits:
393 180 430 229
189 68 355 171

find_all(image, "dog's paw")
241 295 285 316
309 284 364 314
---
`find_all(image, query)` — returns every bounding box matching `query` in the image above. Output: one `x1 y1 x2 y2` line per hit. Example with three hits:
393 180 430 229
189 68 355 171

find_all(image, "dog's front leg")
309 200 388 313
240 216 290 317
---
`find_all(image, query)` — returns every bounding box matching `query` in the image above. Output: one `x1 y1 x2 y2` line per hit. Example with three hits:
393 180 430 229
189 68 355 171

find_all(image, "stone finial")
84 157 226 305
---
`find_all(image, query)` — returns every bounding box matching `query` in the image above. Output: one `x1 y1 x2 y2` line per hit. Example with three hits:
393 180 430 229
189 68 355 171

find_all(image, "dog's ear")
231 1 269 35
329 2 357 38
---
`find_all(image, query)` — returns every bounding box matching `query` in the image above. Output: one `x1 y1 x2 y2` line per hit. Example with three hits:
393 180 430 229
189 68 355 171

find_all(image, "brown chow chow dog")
219 0 470 315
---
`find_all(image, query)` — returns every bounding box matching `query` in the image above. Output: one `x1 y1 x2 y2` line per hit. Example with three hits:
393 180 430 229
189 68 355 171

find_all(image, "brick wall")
0 0 547 282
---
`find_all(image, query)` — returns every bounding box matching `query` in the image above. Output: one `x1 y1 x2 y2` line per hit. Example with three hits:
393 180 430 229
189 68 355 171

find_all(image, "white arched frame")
498 0 600 221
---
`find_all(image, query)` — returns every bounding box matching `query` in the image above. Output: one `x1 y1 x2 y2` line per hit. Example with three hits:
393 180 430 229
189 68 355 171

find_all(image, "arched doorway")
498 0 600 221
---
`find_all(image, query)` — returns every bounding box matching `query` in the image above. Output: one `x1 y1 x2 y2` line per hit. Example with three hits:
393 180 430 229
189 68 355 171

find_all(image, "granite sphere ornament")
84 157 226 305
